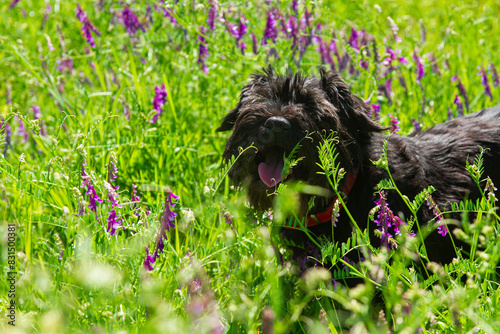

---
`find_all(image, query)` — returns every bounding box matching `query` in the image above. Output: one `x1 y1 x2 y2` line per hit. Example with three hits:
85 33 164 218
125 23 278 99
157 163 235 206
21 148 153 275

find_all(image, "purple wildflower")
45 35 55 52
207 0 217 32
56 58 74 73
120 5 147 36
262 9 279 45
283 14 299 49
144 246 155 271
76 4 101 48
197 26 209 74
131 184 143 218
250 33 258 54
151 84 167 123
87 183 103 213
292 0 299 15
153 189 180 259
425 191 447 236
413 51 425 84
380 78 393 104
388 114 400 133
123 104 130 121
108 152 118 182
484 178 497 203
228 15 248 54
80 151 103 216
32 106 47 136
490 63 499 87
429 53 440 77
348 27 360 50
451 75 470 112
371 104 381 121
453 94 464 117
478 67 493 101
388 17 402 43
447 107 453 121
420 22 426 44
373 191 408 249
329 40 342 66
317 37 335 71
106 209 122 235
17 117 29 142
9 0 20 10
161 7 177 26
411 117 421 132
105 181 121 208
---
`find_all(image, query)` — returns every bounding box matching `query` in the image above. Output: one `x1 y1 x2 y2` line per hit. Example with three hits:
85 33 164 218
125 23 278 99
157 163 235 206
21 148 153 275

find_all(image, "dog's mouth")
256 147 293 187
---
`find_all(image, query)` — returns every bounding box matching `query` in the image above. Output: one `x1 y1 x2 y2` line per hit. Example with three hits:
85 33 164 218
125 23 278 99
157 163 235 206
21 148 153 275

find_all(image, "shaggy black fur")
217 67 500 267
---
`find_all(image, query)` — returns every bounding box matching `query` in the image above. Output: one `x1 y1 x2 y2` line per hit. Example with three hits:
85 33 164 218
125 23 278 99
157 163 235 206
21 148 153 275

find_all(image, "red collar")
282 169 359 229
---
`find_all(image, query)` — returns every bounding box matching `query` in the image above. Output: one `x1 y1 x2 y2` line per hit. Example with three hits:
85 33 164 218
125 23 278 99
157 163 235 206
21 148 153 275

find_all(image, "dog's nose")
258 116 291 144
264 116 291 133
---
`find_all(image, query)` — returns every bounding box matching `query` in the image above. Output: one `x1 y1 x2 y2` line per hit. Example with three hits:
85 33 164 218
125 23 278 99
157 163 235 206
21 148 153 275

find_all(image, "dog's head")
217 67 385 213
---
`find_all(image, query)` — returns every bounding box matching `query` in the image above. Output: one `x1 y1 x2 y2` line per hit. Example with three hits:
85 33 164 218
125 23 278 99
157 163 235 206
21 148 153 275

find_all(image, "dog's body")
218 67 500 267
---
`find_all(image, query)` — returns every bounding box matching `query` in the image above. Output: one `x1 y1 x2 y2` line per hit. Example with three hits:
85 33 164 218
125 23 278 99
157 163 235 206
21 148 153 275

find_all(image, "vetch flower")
228 14 248 54
161 7 177 26
373 191 409 249
348 27 360 50
197 26 209 74
144 246 155 271
120 5 147 36
451 75 470 112
262 9 279 45
424 191 447 236
411 117 421 132
478 66 493 101
17 117 29 142
87 183 103 213
250 33 258 54
105 181 121 208
108 152 118 182
56 57 74 73
207 0 217 32
106 209 122 235
413 51 425 84
32 106 47 136
45 34 55 52
152 188 180 259
388 113 400 133
371 104 380 121
151 84 168 123
9 0 20 10
484 178 497 203
76 4 101 48
317 37 335 71
453 94 463 117
429 53 440 77
490 63 499 87
387 16 402 43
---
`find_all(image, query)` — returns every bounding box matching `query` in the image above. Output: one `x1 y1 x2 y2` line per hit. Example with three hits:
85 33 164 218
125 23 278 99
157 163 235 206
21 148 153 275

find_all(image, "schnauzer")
217 67 500 268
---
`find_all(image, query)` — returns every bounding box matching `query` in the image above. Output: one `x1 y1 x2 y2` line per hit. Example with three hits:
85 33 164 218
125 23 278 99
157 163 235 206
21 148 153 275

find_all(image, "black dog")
217 67 500 268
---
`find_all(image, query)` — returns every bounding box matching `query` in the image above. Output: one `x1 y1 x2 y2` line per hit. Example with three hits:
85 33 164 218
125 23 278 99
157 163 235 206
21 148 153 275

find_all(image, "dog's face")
217 67 384 213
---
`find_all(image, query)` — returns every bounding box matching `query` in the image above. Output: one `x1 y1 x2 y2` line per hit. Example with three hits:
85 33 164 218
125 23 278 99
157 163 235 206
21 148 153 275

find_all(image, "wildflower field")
1 0 500 333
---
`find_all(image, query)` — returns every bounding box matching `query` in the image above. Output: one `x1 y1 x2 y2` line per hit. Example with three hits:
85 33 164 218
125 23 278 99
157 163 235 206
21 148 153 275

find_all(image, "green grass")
1 0 499 333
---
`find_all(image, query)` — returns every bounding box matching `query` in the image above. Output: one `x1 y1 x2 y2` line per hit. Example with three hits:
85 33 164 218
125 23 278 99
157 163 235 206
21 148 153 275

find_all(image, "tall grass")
1 0 499 333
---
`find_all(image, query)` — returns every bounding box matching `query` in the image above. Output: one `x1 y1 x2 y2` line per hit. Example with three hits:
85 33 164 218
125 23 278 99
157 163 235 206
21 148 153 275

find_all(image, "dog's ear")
319 67 387 132
216 108 239 132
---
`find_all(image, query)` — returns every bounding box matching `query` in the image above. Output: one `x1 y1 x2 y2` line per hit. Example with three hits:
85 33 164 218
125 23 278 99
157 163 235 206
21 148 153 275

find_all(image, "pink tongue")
258 155 285 187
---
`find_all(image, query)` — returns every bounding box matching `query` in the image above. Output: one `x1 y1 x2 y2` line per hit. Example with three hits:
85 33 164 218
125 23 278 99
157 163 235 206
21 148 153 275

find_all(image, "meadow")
1 0 500 333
